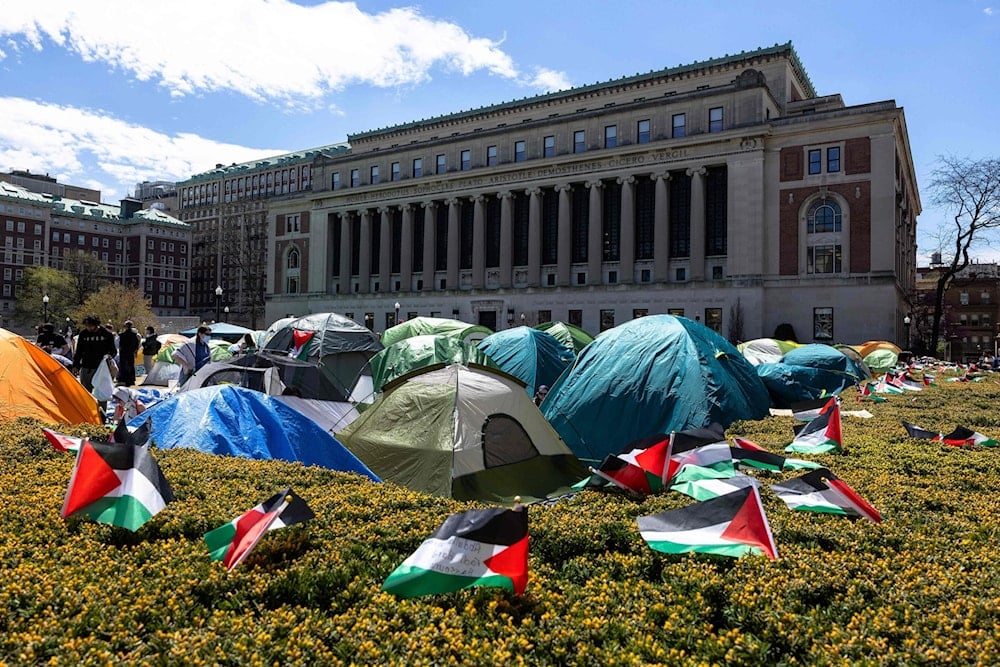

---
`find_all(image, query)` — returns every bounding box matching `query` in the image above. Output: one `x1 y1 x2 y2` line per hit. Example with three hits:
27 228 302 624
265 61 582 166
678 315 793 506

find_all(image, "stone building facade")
256 43 919 341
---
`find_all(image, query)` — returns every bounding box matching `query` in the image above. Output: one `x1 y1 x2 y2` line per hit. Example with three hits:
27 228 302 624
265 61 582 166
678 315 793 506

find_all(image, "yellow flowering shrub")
2 378 1000 664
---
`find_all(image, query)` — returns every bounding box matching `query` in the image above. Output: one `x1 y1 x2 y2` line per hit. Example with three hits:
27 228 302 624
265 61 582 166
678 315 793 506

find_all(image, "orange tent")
0 329 102 425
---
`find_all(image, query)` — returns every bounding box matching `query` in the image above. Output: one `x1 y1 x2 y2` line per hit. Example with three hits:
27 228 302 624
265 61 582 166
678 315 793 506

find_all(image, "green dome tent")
381 316 492 348
534 321 594 354
337 363 587 502
369 334 497 393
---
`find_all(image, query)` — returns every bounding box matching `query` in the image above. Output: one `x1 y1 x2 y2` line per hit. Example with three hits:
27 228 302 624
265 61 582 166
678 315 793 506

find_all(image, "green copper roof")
0 181 187 228
183 142 350 183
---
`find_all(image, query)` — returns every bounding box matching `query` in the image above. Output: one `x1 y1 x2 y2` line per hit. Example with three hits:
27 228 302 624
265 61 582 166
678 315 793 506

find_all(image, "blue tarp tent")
477 327 574 397
541 315 770 462
754 344 869 408
128 385 379 479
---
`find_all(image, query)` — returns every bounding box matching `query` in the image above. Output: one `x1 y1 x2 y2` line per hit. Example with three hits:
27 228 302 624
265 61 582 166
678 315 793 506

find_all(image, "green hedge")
2 378 1000 665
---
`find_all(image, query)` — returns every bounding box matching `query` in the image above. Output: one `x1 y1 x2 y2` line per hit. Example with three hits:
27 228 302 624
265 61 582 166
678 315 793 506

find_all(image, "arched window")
807 198 842 233
287 247 299 269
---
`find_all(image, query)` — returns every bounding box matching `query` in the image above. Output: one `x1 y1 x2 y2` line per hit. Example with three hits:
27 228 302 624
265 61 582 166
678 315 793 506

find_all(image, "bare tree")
926 155 1000 354
219 208 268 329
61 251 110 306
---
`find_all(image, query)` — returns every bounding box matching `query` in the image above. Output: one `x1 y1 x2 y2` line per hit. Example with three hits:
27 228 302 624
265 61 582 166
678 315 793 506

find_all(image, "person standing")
141 326 161 376
72 314 117 411
173 325 213 386
116 320 141 386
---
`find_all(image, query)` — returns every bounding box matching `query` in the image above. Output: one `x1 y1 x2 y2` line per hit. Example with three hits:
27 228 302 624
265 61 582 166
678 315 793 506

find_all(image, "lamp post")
903 314 911 351
394 301 400 326
42 294 49 323
215 285 223 324
520 313 526 326
224 305 230 323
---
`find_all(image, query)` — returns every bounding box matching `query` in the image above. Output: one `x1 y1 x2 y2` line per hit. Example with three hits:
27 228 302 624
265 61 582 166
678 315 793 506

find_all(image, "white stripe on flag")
639 522 728 546
400 536 504 578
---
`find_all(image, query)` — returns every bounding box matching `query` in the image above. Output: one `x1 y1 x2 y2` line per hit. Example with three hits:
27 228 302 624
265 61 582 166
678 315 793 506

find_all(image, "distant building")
237 42 919 342
133 180 179 216
0 169 100 203
915 262 1000 361
0 179 191 327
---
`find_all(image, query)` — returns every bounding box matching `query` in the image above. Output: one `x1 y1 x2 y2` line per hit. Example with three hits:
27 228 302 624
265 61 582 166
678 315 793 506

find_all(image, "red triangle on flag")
632 438 670 478
290 330 315 359
61 440 122 518
223 507 283 570
719 487 778 560
483 534 529 595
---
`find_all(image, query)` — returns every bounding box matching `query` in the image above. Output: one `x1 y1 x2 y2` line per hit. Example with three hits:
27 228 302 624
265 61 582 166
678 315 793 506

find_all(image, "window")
436 154 446 174
827 146 841 173
807 198 842 233
637 119 651 143
709 107 724 132
982 291 991 304
672 113 686 138
807 245 842 274
574 130 586 153
814 307 834 340
461 149 471 171
543 135 555 158
675 267 686 281
287 248 299 269
412 158 422 178
808 149 822 175
604 125 617 148
712 265 724 279
514 140 526 162
960 291 970 305
487 145 498 166
600 309 615 332
351 169 360 187
704 308 722 332
388 162 399 181
370 165 379 184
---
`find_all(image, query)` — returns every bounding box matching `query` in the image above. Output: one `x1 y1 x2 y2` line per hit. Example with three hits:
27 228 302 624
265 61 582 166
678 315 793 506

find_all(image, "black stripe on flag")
770 467 836 495
670 423 726 455
637 486 752 533
430 507 527 546
901 421 940 440
731 447 785 469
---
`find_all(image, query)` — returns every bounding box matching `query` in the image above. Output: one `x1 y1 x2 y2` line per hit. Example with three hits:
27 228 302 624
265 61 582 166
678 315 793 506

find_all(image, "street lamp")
903 314 911 350
42 294 49 323
394 301 400 325
224 305 230 323
215 285 223 324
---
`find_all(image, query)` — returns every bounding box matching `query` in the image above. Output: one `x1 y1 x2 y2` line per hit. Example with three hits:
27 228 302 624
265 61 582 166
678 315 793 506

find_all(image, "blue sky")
0 0 997 263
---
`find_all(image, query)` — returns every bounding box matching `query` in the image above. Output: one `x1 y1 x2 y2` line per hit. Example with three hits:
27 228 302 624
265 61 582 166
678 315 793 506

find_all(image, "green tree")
926 155 1000 355
74 283 158 333
12 266 76 326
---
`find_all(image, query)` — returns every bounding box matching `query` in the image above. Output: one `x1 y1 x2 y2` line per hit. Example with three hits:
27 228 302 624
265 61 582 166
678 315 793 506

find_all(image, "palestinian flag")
732 437 820 470
617 434 671 483
785 399 842 455
662 424 728 482
901 420 941 440
288 329 315 360
589 455 657 495
923 374 936 386
671 473 760 502
112 418 151 447
668 443 737 484
382 507 528 598
204 487 315 570
939 426 999 448
43 428 83 453
790 398 833 422
770 467 882 523
60 440 174 531
858 382 888 402
637 486 778 560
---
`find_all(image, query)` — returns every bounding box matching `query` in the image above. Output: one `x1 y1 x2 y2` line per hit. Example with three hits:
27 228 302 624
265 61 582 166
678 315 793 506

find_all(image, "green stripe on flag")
82 496 157 532
381 567 514 598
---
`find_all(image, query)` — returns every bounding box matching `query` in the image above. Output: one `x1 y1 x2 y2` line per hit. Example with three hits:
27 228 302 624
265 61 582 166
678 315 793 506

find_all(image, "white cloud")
985 7 994 15
0 97 285 200
526 67 573 93
0 1 559 106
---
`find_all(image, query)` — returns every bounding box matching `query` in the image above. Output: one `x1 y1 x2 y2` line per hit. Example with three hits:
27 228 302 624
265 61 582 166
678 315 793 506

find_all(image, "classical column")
379 207 392 291
587 180 603 285
618 175 635 284
358 209 371 294
555 184 572 286
400 204 413 291
499 191 513 288
688 166 707 281
421 201 436 291
527 188 541 287
446 198 460 290
653 172 671 282
472 194 485 289
338 211 352 296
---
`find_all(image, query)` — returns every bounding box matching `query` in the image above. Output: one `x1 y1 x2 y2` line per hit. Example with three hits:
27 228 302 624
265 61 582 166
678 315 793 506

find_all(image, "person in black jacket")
116 320 141 386
72 314 118 410
141 325 161 376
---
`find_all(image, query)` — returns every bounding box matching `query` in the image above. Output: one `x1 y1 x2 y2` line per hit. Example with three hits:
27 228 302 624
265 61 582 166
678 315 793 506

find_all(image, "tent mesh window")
481 415 539 467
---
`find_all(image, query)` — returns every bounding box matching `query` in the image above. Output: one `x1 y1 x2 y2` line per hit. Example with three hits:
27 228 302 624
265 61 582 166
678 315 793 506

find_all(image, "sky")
0 0 997 264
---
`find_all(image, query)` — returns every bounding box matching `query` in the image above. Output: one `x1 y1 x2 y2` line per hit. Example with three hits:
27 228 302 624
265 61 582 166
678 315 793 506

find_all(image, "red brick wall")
845 137 871 175
780 146 803 182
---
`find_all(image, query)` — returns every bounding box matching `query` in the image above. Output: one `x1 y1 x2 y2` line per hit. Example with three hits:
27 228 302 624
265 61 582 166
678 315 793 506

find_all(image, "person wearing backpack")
141 326 162 377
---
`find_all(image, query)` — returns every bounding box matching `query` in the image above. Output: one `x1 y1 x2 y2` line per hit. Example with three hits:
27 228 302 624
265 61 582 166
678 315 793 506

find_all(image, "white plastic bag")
91 359 114 402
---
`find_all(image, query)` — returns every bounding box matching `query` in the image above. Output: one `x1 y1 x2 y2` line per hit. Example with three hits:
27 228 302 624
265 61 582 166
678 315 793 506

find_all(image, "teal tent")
478 327 574 397
541 315 770 462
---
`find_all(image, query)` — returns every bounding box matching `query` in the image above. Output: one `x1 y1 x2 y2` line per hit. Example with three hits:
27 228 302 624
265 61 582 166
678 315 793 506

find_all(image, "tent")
737 338 800 366
336 363 588 502
534 321 594 354
477 327 575 397
782 344 869 380
179 322 255 338
380 316 492 348
0 329 102 425
368 334 497 393
141 338 233 387
754 344 870 407
129 385 378 477
541 315 770 462
261 312 382 402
